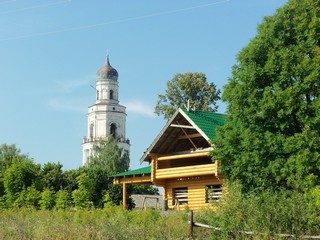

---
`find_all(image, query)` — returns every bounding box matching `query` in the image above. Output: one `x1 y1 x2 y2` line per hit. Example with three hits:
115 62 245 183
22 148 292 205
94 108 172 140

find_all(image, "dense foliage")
0 144 28 197
0 143 158 210
212 0 320 193
87 137 130 176
155 72 220 119
85 138 137 208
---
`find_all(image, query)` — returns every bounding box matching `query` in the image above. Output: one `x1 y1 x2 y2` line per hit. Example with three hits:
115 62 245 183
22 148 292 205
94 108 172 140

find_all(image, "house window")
173 188 188 206
206 185 222 203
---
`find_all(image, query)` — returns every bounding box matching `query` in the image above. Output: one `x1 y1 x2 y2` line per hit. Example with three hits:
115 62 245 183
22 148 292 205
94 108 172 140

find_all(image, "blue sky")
0 0 288 170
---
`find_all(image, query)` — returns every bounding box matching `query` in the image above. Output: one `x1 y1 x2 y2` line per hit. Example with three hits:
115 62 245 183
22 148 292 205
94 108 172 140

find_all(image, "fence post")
189 210 193 240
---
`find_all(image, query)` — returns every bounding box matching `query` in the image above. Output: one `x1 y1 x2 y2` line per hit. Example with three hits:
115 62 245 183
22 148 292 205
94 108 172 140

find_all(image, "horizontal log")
166 181 220 189
157 152 210 161
113 175 152 184
188 189 206 192
188 192 206 196
170 123 195 129
156 163 217 179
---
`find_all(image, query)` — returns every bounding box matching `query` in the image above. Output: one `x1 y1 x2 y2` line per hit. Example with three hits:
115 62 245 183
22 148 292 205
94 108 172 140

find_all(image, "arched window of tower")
96 90 99 100
110 90 114 100
110 123 117 139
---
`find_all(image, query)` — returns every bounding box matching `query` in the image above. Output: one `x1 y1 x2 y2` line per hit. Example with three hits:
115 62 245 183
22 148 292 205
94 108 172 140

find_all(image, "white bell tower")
82 53 130 166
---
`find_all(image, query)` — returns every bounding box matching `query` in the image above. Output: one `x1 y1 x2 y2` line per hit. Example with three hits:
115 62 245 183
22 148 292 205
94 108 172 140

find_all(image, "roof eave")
139 109 182 164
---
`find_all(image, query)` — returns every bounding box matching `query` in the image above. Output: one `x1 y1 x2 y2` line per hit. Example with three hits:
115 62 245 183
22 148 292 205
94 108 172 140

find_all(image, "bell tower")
82 53 130 166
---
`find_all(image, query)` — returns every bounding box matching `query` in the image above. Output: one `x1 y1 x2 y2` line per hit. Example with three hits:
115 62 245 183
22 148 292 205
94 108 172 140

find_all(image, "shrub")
55 189 72 210
197 182 320 239
39 188 56 210
72 189 92 209
13 185 41 209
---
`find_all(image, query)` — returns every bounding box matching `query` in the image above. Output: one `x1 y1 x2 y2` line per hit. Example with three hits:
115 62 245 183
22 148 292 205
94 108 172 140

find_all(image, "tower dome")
96 54 118 80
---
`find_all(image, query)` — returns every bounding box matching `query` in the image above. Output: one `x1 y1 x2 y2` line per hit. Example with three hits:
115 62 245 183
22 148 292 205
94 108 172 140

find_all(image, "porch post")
162 185 168 211
123 182 127 210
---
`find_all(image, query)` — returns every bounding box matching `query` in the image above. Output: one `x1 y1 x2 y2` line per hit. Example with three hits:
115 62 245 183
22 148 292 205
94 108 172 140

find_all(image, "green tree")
212 0 320 193
86 137 130 207
3 159 42 205
13 185 41 208
105 184 135 210
42 162 64 192
0 144 28 197
88 138 130 175
62 168 82 192
0 144 26 168
155 72 220 120
55 189 72 210
39 188 56 210
72 173 94 209
87 167 111 207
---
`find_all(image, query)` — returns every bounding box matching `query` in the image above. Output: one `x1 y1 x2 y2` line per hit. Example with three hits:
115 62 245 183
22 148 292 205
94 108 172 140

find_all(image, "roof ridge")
180 107 226 116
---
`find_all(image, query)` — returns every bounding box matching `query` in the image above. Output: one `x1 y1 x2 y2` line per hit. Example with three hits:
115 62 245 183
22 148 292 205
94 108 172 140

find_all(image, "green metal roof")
181 108 226 140
113 166 151 177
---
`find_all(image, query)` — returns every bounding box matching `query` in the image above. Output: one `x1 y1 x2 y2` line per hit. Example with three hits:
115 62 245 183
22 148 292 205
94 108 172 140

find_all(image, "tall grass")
195 183 320 240
0 207 194 239
1 184 319 239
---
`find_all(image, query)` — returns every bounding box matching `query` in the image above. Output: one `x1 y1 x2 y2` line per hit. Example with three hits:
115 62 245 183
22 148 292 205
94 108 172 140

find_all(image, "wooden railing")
155 163 217 179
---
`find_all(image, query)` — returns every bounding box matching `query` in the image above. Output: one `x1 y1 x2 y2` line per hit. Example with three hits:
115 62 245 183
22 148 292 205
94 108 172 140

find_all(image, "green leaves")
3 159 41 204
155 72 220 120
85 138 130 207
204 182 320 237
55 189 72 210
42 162 64 192
0 139 134 209
88 138 129 176
72 173 95 209
39 188 56 210
213 0 320 193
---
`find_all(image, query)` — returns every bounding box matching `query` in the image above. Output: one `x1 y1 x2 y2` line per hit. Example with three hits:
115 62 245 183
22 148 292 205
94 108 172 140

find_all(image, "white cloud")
122 100 156 118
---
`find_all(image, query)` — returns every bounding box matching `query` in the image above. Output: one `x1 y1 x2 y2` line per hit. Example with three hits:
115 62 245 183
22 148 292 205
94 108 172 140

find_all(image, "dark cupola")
96 54 118 81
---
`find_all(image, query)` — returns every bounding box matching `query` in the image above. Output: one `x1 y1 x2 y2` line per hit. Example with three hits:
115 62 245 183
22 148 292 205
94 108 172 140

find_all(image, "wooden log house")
113 108 225 210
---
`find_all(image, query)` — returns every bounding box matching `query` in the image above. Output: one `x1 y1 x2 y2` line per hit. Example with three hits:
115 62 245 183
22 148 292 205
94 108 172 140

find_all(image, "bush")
39 188 56 210
195 182 320 239
72 189 92 209
13 185 41 209
55 189 72 210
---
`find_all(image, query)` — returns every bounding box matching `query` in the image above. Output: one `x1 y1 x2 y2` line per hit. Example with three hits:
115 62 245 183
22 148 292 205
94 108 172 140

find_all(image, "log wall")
165 175 223 210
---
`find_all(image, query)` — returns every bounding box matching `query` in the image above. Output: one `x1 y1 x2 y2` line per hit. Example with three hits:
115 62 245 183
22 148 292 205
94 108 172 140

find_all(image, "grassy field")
1 205 319 240
1 185 319 240
0 207 212 240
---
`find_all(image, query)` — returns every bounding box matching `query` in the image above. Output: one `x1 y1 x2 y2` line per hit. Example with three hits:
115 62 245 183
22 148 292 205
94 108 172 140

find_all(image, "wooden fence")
188 211 320 240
